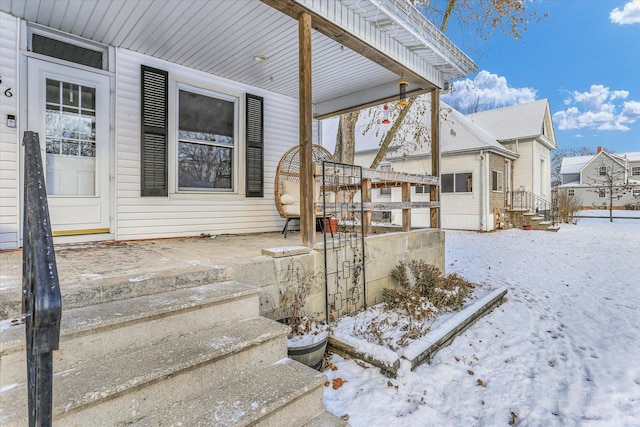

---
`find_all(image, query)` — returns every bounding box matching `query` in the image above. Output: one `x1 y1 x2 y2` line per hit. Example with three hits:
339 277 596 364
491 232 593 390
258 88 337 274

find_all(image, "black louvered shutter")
141 66 168 196
246 94 264 197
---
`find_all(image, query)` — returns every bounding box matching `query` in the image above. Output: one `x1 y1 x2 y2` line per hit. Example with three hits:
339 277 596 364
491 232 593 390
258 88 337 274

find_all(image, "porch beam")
430 89 440 229
299 11 315 247
263 0 442 89
314 81 428 120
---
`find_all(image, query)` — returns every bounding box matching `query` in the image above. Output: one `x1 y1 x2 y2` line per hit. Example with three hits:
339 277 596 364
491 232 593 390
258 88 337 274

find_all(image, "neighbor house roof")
356 98 519 160
467 99 551 142
560 151 638 176
560 155 593 175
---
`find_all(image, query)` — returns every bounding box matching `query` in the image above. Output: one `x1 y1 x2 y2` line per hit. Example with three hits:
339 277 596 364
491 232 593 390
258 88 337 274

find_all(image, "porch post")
430 89 440 229
299 11 314 247
402 182 411 232
362 178 372 236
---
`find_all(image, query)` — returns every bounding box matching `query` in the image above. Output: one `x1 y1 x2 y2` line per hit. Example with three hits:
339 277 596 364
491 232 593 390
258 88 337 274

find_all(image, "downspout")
479 150 484 231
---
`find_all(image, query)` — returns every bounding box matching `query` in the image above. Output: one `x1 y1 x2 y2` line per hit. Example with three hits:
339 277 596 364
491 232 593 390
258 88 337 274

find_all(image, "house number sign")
1 77 13 97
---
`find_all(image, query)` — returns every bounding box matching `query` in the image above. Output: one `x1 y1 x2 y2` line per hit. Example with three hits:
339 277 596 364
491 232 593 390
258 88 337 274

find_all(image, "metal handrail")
509 190 558 224
22 131 62 426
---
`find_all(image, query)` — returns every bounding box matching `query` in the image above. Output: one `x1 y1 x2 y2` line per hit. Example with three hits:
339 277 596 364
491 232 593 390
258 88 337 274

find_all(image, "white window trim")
26 22 111 72
492 170 504 192
169 79 244 196
442 172 473 194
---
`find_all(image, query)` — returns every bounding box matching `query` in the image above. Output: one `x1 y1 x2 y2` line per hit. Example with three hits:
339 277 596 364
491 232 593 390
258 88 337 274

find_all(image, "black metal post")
22 131 62 427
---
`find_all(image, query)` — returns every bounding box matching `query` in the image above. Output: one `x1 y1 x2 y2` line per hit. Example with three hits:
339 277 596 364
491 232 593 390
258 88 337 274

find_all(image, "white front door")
28 58 110 236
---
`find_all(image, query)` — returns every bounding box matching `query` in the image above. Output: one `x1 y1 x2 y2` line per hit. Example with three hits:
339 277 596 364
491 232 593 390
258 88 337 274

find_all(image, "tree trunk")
370 97 416 169
334 111 358 164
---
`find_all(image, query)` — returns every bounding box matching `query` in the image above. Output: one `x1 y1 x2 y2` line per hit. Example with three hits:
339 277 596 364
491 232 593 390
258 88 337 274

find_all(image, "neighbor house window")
568 189 575 196
442 173 472 193
633 189 640 198
598 188 606 198
177 87 237 191
632 166 640 176
415 185 429 194
599 166 608 176
492 170 503 192
379 164 392 195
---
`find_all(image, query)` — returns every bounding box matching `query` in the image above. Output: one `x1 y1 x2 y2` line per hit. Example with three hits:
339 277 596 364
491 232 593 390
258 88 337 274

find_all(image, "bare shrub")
557 189 581 224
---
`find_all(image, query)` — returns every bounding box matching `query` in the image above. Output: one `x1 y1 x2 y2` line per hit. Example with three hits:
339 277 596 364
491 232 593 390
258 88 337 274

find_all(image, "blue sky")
441 0 640 154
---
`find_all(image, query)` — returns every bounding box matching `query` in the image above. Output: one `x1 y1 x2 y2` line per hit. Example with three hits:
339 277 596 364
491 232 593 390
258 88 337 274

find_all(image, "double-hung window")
492 170 503 192
442 172 472 193
632 166 640 176
141 66 263 197
177 87 237 191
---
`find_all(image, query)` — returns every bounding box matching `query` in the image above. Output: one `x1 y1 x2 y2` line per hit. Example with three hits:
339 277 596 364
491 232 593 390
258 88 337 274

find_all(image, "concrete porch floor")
0 231 319 319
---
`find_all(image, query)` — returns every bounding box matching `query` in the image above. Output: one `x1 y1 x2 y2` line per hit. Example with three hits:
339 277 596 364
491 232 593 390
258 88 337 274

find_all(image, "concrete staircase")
0 273 347 426
504 208 560 232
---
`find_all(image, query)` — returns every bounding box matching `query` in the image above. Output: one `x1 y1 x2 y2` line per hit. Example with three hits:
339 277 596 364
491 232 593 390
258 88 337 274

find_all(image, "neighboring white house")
349 99 556 231
467 99 556 202
559 149 640 209
0 0 475 250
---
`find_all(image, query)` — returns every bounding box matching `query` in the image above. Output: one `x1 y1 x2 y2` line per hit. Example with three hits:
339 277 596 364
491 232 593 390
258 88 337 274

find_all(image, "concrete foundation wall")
241 229 445 320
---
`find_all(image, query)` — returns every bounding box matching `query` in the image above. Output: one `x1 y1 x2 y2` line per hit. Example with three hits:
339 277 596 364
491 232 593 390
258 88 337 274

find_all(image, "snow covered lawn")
323 216 640 426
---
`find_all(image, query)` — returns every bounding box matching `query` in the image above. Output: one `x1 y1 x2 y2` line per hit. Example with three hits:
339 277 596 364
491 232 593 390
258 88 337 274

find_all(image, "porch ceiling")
1 0 475 118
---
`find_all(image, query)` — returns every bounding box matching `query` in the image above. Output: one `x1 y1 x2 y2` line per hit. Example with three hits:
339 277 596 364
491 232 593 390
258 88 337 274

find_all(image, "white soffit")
1 0 475 118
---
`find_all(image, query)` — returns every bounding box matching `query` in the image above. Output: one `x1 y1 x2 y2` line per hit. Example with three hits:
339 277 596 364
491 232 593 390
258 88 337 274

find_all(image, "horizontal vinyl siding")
382 153 483 231
504 140 534 192
114 49 297 240
0 12 20 249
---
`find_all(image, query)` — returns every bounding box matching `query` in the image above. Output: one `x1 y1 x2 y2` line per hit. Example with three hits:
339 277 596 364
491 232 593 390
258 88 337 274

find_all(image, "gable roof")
467 99 553 144
560 155 593 175
560 151 633 175
355 98 518 160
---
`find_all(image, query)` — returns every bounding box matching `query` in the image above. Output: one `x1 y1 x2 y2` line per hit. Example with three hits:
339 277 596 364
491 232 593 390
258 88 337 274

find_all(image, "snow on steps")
328 287 508 377
0 281 263 388
0 281 344 426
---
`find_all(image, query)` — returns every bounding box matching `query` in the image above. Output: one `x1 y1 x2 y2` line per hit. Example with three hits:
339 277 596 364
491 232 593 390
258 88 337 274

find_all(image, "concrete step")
0 265 234 320
0 281 262 388
302 410 351 426
129 358 327 427
0 317 290 426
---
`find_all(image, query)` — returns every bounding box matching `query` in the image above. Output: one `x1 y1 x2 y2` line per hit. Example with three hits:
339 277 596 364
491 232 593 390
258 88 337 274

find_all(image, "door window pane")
45 78 97 195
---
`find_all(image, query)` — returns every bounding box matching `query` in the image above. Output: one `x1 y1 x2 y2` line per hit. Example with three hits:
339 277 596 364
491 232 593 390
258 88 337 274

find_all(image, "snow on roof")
467 99 549 141
618 151 640 161
381 100 518 160
560 151 640 175
560 155 593 175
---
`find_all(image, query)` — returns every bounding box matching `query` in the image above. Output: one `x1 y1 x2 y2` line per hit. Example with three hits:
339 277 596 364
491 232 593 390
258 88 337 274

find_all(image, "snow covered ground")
323 213 640 426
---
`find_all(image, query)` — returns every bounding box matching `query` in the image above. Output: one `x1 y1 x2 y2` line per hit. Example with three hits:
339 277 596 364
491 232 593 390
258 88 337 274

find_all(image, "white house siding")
380 153 483 231
114 49 298 241
0 12 20 250
503 139 552 201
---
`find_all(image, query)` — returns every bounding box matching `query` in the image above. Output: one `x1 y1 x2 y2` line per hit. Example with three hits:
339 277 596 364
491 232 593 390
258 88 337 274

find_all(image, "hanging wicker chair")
274 144 335 237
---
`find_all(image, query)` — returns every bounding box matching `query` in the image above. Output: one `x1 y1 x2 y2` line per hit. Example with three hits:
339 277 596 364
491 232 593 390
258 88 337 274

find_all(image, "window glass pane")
441 174 454 193
178 142 232 189
32 34 104 69
179 90 234 145
44 79 97 195
455 173 472 192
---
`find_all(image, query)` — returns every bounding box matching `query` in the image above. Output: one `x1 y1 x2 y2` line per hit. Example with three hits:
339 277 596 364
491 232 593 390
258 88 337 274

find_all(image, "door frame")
20 52 115 245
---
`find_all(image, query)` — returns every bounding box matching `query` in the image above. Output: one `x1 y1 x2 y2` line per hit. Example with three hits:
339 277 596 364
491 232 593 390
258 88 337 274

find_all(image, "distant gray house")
559 149 640 209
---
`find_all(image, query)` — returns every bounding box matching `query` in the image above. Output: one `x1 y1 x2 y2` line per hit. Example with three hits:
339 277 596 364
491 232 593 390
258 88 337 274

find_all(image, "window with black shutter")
141 66 168 196
246 94 264 197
